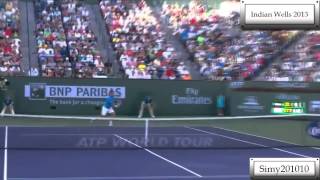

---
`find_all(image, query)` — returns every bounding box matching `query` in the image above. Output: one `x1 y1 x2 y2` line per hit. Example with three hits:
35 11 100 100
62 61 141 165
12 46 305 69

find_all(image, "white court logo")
311 127 320 136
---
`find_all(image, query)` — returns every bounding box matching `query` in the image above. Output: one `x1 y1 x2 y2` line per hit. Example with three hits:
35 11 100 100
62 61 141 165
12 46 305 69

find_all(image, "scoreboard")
271 101 306 114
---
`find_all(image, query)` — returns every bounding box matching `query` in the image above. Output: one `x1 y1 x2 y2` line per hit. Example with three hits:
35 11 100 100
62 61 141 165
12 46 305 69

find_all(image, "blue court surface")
1 126 319 180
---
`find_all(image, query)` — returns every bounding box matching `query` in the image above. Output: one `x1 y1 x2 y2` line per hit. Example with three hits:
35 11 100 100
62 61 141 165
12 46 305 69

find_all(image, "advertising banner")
6 77 223 116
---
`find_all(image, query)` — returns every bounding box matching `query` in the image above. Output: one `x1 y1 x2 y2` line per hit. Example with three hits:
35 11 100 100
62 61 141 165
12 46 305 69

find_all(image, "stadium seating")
61 0 105 78
0 0 22 76
162 1 296 80
35 0 69 77
265 31 320 82
0 0 312 81
100 0 190 80
35 0 105 78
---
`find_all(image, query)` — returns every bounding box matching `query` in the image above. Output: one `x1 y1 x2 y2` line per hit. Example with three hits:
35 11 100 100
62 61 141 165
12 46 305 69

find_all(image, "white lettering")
172 95 212 105
29 85 127 99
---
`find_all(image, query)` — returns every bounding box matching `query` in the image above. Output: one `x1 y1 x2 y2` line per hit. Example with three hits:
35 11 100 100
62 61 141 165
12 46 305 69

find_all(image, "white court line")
8 174 249 180
1 113 306 121
213 126 320 151
114 134 202 178
185 127 311 158
3 126 8 180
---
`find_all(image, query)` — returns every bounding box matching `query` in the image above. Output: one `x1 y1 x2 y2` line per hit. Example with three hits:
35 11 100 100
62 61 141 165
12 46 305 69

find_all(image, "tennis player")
138 96 155 118
101 90 118 126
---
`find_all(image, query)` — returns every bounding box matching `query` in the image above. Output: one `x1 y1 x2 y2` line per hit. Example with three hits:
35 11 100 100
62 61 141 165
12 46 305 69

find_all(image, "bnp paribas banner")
24 83 126 107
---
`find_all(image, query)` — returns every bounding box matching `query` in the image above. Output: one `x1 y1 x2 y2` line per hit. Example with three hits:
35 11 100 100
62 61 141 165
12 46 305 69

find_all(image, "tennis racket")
114 100 122 108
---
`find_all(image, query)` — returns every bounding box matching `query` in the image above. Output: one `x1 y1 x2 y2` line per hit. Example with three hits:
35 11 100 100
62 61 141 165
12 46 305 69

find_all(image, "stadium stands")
264 31 320 82
35 0 106 78
0 0 22 76
35 0 69 77
162 1 297 80
0 0 316 81
100 0 191 80
61 0 106 78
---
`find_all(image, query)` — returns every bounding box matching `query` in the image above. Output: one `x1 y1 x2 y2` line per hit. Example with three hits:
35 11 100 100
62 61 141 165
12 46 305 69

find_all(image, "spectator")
35 0 68 77
0 0 22 76
61 0 105 78
162 0 296 80
35 0 106 78
100 0 190 80
265 31 320 82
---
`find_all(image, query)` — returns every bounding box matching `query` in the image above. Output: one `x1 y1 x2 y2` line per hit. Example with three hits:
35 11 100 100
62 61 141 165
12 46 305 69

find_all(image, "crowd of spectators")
35 0 70 77
162 1 296 80
100 0 191 80
0 0 22 76
3 0 312 81
61 0 106 78
265 31 320 82
35 0 106 78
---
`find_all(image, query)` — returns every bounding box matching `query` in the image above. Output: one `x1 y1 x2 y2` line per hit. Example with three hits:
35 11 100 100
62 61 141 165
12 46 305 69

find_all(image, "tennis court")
0 115 319 180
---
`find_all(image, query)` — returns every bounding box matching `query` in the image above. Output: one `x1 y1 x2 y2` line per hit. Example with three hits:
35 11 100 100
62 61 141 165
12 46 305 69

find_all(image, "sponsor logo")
307 121 320 139
229 81 245 89
275 82 309 89
171 88 212 105
24 83 126 100
24 83 126 106
275 94 300 101
309 101 320 113
29 83 46 100
243 96 259 106
237 96 264 113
